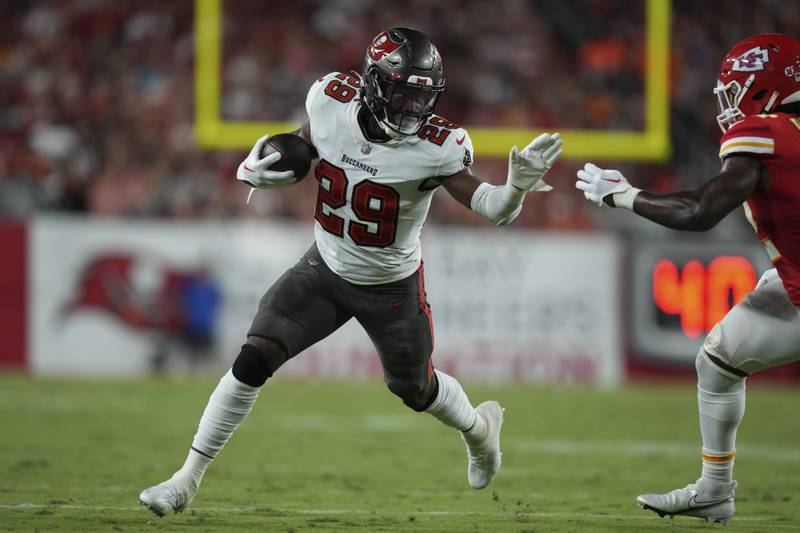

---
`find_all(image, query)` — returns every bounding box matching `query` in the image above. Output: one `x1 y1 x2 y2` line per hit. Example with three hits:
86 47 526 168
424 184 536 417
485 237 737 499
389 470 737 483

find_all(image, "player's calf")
139 342 274 516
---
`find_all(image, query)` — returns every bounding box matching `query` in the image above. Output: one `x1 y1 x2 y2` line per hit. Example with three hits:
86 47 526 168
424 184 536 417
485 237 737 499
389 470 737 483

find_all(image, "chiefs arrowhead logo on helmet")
368 31 402 62
732 46 770 72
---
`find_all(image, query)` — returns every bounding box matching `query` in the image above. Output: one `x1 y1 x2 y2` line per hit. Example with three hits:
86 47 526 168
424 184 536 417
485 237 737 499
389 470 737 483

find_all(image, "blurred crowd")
1 0 798 228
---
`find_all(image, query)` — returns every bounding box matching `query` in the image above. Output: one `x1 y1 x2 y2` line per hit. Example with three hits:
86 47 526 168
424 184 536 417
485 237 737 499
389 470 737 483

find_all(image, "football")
258 133 316 182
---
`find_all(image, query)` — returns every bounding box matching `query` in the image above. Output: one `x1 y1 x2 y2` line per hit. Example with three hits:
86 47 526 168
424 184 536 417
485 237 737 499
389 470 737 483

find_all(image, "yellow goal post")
194 0 671 161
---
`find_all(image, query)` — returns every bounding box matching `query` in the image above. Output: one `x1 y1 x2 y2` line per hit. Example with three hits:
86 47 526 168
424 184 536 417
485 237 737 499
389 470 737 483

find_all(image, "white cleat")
461 401 504 489
636 479 737 525
138 475 198 517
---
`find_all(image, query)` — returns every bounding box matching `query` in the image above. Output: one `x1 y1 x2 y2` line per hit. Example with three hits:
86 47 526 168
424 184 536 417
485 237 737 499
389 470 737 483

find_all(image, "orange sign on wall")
652 256 756 338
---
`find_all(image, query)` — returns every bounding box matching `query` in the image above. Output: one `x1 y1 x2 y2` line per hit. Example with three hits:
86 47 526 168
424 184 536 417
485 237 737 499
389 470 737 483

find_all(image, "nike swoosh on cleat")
456 135 466 145
687 494 726 509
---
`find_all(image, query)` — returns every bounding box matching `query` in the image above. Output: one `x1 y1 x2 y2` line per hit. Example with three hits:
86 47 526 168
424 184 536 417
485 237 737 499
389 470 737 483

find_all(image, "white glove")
507 132 563 192
236 134 296 189
575 163 640 209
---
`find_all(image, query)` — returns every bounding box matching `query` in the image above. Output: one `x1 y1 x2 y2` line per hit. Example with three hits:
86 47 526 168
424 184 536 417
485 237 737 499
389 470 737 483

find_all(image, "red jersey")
720 113 800 306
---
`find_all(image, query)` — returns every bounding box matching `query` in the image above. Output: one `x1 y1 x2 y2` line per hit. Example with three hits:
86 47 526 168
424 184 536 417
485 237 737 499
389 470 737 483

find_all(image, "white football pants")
703 268 800 374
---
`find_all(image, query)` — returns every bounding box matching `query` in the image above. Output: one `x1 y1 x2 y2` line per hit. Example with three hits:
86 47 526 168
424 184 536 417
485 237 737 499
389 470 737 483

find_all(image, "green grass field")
0 376 798 532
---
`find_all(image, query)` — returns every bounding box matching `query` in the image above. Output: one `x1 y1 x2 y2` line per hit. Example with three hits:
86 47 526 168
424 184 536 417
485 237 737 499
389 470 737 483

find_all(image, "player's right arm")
576 115 772 231
575 156 764 231
235 120 315 190
237 71 330 189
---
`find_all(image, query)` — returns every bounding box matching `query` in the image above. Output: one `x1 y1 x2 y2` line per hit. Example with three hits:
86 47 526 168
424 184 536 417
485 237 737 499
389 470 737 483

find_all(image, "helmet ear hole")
752 89 768 100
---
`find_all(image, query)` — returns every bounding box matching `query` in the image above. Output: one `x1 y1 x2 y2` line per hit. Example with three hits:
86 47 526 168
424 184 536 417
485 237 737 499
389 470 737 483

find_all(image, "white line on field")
508 439 800 462
0 502 772 521
269 416 800 463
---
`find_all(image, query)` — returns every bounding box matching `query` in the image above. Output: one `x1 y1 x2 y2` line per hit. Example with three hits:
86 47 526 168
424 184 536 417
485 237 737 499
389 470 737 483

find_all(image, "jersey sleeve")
305 72 341 116
436 127 474 176
304 73 337 147
719 116 775 160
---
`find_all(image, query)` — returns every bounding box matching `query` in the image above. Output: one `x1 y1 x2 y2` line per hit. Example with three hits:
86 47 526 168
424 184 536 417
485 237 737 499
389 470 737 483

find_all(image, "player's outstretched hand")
507 132 563 193
575 163 632 207
236 134 296 189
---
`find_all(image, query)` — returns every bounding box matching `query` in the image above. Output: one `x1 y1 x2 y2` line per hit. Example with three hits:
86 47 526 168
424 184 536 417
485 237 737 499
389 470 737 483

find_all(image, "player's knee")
696 349 745 393
231 337 289 387
387 378 436 412
388 382 430 412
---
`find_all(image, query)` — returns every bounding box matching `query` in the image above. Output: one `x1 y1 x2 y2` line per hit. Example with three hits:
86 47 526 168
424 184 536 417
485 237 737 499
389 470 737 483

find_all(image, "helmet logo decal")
368 31 402 62
732 46 770 72
408 75 433 86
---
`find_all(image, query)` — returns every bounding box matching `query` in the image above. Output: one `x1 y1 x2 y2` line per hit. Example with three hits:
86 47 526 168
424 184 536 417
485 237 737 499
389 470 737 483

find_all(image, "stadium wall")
4 216 624 386
3 217 798 384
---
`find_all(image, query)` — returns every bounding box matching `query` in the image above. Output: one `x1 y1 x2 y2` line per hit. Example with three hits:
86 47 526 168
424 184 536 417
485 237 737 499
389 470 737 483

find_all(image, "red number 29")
314 160 399 247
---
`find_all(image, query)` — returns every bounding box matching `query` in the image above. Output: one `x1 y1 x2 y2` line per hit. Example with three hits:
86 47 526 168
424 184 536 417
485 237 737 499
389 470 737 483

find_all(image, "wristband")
470 182 526 225
612 187 641 210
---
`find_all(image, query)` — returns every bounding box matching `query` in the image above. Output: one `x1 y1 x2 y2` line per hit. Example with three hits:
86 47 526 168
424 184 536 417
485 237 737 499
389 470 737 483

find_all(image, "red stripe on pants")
417 263 435 353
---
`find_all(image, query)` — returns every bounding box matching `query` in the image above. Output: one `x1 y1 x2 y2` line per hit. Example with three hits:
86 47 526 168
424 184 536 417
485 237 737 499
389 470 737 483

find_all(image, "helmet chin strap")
367 102 421 139
361 79 406 140
763 91 779 113
735 74 754 108
358 102 400 141
378 119 407 139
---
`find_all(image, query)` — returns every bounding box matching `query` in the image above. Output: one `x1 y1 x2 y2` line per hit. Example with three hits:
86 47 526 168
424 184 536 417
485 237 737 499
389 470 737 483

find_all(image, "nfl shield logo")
361 142 371 155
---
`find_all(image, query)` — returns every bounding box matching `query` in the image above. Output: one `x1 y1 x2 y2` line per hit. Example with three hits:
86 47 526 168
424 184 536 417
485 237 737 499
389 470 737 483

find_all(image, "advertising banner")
29 217 622 386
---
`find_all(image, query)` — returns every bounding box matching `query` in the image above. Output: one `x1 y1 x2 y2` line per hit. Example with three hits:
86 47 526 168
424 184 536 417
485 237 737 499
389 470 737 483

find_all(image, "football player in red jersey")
576 33 800 525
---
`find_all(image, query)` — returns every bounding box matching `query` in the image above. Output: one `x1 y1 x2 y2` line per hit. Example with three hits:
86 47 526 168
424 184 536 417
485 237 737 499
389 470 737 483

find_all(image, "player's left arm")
443 133 563 225
575 155 764 231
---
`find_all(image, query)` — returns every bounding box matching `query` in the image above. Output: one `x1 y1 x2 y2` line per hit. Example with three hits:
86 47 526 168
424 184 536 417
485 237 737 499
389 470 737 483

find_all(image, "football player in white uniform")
139 27 562 516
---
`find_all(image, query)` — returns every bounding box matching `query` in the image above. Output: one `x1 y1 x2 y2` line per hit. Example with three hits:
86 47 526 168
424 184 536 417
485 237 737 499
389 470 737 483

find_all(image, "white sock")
173 448 213 487
695 351 745 490
426 370 484 438
176 369 261 483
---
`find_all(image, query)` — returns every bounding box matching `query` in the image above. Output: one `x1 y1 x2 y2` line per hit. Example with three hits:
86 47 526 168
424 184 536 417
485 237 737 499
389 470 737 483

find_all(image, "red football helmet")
715 33 800 132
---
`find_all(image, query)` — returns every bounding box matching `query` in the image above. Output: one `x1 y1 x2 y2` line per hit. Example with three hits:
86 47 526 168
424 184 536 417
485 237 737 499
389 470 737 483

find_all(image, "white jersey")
306 72 474 285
